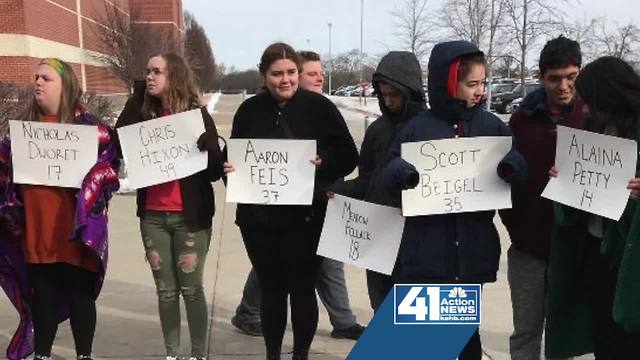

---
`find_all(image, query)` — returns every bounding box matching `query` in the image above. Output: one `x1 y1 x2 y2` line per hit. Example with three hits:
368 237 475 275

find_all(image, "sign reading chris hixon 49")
226 138 316 205
542 126 637 221
117 109 207 189
401 137 512 216
9 120 98 188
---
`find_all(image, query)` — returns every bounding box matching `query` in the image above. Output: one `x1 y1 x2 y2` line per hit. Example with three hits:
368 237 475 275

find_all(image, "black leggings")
240 223 323 356
28 263 97 357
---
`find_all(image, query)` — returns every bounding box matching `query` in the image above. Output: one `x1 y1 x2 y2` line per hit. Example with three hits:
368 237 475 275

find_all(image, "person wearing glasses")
115 53 224 360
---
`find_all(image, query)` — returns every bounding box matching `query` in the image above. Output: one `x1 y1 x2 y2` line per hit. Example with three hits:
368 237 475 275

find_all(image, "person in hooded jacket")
330 51 426 311
371 41 527 360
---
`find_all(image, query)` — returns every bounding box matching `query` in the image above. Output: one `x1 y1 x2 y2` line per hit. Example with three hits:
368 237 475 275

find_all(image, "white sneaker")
166 357 180 360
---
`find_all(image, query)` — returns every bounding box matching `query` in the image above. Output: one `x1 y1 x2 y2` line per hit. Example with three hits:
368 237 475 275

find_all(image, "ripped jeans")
140 211 211 358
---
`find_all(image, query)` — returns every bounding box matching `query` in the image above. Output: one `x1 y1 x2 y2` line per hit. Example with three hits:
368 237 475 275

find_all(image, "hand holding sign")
628 177 640 199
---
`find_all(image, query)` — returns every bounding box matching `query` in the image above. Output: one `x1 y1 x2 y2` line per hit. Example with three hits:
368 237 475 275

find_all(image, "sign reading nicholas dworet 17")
394 284 481 325
9 120 98 188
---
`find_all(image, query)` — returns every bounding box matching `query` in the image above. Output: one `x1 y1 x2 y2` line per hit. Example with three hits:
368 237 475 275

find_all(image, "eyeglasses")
145 67 166 76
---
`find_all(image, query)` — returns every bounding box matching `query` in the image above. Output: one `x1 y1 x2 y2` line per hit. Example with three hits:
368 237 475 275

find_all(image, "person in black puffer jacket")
331 51 426 311
224 43 358 360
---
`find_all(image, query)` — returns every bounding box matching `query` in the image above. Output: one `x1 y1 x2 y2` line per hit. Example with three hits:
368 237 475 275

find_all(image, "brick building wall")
0 0 183 95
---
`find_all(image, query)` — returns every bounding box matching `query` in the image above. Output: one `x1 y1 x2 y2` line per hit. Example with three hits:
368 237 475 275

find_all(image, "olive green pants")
140 211 211 357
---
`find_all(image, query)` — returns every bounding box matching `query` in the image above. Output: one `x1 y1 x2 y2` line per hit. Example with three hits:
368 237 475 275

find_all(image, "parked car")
492 81 542 114
511 96 523 113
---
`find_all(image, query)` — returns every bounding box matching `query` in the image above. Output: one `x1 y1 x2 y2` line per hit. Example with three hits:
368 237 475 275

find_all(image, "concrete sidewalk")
0 95 591 359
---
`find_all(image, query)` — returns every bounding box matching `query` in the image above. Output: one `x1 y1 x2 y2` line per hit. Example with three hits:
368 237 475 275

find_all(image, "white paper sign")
317 195 405 275
226 138 316 205
542 126 637 220
117 109 207 189
401 137 513 216
9 120 98 188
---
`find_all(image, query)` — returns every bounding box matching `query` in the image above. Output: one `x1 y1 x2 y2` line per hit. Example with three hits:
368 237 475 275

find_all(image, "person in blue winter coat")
372 41 527 360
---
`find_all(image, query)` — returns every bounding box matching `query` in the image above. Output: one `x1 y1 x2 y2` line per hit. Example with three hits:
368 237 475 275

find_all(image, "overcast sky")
183 0 639 71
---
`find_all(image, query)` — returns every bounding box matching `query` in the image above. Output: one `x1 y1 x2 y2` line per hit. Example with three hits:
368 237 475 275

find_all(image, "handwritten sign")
542 126 637 220
317 195 405 275
117 109 207 189
9 120 98 188
226 138 316 205
401 137 512 216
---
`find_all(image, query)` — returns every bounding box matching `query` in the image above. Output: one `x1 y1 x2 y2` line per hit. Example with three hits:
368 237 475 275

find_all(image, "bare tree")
91 1 175 93
558 17 599 62
439 0 508 107
391 0 433 65
593 21 640 63
184 12 217 92
503 0 565 95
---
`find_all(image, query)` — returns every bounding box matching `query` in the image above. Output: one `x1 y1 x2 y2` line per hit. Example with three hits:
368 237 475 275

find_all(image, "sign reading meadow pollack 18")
316 195 405 275
9 120 98 188
226 139 317 205
394 284 481 325
117 109 207 189
401 137 513 216
542 126 637 221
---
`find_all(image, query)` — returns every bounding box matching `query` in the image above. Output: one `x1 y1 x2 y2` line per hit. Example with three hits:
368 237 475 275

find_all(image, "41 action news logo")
394 284 481 325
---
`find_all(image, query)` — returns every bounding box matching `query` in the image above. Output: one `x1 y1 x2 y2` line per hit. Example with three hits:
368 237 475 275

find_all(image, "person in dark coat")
372 40 527 360
498 36 583 360
545 56 640 360
331 51 426 311
224 42 358 360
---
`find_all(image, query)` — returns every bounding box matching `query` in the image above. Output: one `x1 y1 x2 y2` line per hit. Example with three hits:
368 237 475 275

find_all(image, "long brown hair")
142 53 201 119
19 58 85 123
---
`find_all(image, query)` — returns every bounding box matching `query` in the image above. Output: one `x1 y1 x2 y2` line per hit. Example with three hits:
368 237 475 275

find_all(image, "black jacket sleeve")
331 123 377 199
200 107 224 182
316 101 358 181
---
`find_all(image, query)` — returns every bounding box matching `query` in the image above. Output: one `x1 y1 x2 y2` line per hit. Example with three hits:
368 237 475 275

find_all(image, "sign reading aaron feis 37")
401 137 513 216
9 120 98 188
117 109 207 189
542 126 638 221
226 138 317 205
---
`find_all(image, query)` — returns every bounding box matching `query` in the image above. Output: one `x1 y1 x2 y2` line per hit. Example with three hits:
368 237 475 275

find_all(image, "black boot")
292 350 308 360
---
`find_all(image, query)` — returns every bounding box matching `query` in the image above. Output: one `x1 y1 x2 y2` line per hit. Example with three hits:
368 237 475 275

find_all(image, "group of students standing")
0 34 639 360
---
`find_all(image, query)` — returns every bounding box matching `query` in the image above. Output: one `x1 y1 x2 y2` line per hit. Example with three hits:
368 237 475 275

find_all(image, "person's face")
456 63 486 108
379 82 404 114
146 56 169 97
299 61 324 93
541 65 579 111
34 64 63 115
264 59 299 102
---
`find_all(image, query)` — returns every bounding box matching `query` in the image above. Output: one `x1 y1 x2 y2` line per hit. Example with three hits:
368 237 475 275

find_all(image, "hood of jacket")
427 40 484 122
372 51 426 121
